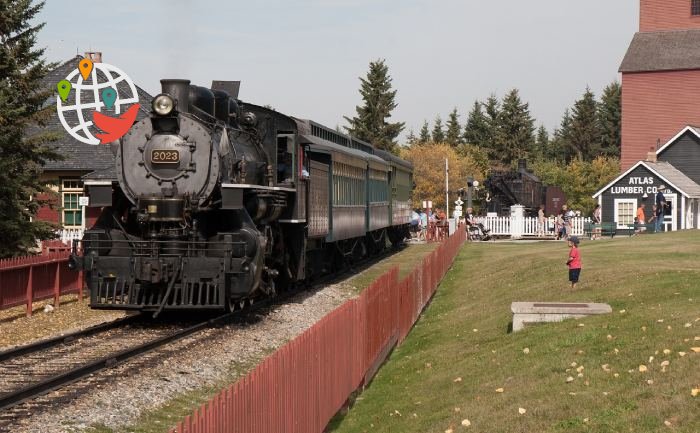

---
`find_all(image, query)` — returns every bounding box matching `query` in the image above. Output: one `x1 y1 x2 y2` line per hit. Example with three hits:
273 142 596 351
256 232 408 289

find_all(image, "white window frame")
61 179 84 228
613 198 637 229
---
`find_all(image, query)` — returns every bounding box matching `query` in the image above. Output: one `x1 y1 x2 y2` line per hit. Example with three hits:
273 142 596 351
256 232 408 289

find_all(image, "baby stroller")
467 221 492 241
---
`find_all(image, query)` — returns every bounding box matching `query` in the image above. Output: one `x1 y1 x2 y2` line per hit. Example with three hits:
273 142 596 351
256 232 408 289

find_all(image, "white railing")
477 216 591 239
59 228 84 243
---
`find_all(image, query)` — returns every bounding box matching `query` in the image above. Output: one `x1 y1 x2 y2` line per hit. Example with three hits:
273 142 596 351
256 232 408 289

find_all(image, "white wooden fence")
476 216 591 239
59 228 84 244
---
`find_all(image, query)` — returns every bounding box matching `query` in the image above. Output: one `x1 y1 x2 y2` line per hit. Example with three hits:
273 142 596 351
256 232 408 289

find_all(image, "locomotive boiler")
71 79 413 315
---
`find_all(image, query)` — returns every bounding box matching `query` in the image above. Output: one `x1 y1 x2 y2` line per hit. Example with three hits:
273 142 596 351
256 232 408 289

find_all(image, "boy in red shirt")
566 236 582 289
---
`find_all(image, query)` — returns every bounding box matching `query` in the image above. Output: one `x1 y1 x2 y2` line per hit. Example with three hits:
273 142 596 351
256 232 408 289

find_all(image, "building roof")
593 160 700 199
619 29 700 73
654 125 700 154
34 55 152 173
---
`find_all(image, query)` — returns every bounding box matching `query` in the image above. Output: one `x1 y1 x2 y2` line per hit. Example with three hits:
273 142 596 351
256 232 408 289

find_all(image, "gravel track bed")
2 283 353 433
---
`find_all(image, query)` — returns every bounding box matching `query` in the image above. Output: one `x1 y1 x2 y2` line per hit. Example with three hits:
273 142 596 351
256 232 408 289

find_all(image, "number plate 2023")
151 150 180 164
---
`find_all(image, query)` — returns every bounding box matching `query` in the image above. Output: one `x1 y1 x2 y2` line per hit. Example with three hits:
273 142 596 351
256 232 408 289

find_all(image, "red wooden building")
619 0 700 169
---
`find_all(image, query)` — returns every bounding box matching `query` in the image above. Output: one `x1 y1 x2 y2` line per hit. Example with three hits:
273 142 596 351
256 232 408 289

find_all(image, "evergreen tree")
463 101 489 147
445 108 462 147
431 115 445 143
344 59 404 153
598 81 621 157
532 125 549 161
551 108 574 162
482 94 500 160
0 0 59 257
494 89 535 165
569 87 601 161
405 129 417 146
418 120 430 144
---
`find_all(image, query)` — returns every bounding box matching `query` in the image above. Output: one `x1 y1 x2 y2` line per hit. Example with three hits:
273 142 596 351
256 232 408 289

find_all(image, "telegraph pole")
445 158 449 217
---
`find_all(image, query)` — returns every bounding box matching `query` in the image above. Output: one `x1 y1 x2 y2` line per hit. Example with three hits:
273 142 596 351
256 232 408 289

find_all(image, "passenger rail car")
71 79 412 315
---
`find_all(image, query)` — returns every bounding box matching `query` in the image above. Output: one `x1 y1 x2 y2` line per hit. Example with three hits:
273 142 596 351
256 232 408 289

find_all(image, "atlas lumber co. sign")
610 176 669 195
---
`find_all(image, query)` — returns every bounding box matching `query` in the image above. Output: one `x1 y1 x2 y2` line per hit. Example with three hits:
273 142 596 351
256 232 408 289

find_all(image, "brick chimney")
646 146 657 163
84 51 102 63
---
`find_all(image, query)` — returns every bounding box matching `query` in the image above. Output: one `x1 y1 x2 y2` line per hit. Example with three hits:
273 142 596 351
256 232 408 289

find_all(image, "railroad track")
0 312 236 414
0 244 402 421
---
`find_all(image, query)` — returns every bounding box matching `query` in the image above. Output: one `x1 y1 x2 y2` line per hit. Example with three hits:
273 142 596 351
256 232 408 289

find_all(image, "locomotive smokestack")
161 79 191 113
518 159 527 173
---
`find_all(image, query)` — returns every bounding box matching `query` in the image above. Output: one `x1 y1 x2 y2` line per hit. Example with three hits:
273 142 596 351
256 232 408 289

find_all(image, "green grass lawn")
329 232 700 433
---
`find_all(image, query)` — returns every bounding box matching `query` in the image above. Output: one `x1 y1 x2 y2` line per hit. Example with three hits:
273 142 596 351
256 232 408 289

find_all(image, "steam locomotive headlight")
152 94 175 116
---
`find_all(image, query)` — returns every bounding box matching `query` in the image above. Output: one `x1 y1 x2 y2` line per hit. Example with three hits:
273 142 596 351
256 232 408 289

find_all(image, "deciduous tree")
401 142 484 210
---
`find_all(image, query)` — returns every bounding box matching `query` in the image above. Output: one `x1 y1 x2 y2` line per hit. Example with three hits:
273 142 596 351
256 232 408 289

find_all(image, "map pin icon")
57 80 71 102
79 58 93 80
101 88 117 109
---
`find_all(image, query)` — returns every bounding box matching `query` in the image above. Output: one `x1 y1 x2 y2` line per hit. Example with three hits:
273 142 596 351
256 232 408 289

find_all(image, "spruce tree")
431 115 445 143
463 101 489 147
551 108 574 162
533 125 549 161
569 87 601 161
418 120 430 144
482 94 500 160
344 59 404 153
598 81 621 157
405 129 417 146
0 0 59 257
445 108 462 147
494 89 535 165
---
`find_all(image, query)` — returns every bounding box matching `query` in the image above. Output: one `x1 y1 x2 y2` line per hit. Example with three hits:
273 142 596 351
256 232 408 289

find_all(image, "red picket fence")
0 251 83 316
169 227 466 433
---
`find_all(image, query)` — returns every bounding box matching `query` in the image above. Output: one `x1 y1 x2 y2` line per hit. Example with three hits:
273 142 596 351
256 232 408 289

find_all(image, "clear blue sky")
37 0 638 139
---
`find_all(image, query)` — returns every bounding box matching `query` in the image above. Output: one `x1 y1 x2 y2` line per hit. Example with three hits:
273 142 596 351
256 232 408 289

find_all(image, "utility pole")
445 158 449 217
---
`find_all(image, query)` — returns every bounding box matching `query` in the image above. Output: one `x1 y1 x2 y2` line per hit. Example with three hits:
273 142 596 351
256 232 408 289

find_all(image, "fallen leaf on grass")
453 377 462 383
445 429 453 433
663 349 671 355
657 319 664 323
692 388 699 397
649 356 654 363
602 364 611 372
461 419 471 427
577 373 584 378
619 310 626 314
570 362 578 367
691 347 700 353
566 376 574 383
518 408 527 415
522 348 530 354
472 329 478 333
607 334 613 340
576 366 584 373
695 336 700 340
578 323 585 327
495 388 504 393
454 407 460 412
664 420 672 427
660 360 670 367
639 365 648 372
684 323 692 328
647 380 654 385
641 326 647 331
614 373 620 378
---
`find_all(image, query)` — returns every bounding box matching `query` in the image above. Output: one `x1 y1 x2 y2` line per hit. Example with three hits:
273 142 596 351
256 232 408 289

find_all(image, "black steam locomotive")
483 159 566 216
71 79 413 315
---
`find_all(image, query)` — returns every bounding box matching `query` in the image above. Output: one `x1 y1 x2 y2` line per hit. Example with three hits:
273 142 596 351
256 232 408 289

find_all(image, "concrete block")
511 302 612 332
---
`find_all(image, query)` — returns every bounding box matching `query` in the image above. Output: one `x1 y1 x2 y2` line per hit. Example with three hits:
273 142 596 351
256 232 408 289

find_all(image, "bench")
511 302 612 332
583 222 617 239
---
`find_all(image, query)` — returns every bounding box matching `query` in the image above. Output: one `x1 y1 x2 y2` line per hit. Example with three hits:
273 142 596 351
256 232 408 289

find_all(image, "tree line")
344 59 622 212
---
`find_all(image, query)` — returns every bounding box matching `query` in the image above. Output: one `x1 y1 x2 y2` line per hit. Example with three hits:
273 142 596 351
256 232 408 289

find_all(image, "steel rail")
0 312 232 412
0 314 142 363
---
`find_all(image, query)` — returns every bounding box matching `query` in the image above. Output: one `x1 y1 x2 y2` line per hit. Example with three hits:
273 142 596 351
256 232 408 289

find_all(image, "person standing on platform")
655 185 667 233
